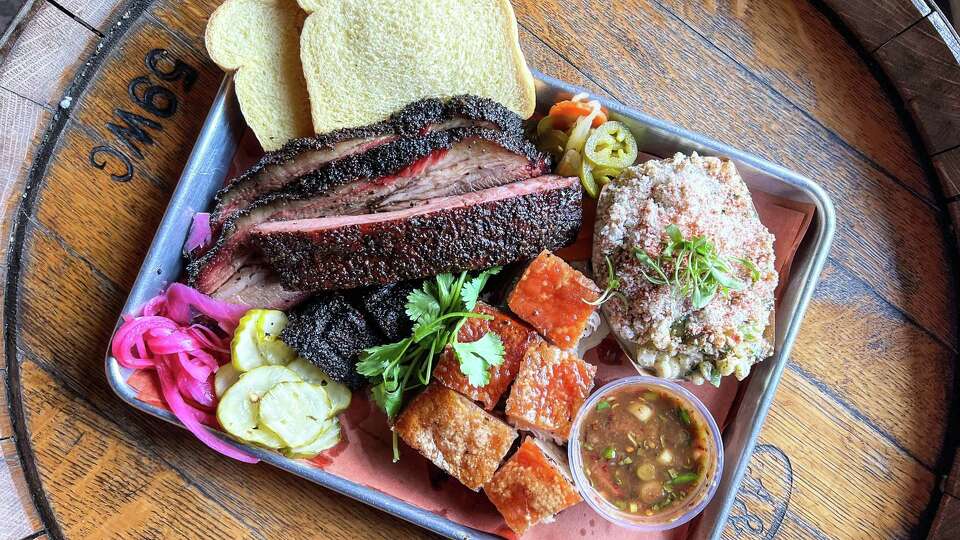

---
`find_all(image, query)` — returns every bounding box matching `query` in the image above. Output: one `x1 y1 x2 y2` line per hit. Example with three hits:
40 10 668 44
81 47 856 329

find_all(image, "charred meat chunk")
280 295 382 389
359 281 418 342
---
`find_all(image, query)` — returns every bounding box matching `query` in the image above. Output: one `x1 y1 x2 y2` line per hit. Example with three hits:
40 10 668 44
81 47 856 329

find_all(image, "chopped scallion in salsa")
578 386 709 515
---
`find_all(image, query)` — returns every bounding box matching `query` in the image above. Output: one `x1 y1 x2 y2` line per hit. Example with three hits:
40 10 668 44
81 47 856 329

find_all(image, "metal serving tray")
105 72 835 540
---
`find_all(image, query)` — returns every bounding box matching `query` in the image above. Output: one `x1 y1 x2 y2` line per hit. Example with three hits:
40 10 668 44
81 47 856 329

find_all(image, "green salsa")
578 386 710 515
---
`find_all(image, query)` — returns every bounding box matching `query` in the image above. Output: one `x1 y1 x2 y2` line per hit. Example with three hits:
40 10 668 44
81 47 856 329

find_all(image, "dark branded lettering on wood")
88 48 197 182
723 444 793 539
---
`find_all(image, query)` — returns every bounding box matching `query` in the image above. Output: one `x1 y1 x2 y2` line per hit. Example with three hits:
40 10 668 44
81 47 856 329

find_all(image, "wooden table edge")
0 1 958 539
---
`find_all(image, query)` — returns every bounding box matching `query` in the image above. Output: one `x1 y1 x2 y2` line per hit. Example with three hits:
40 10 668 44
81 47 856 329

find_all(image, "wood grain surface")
0 1 957 539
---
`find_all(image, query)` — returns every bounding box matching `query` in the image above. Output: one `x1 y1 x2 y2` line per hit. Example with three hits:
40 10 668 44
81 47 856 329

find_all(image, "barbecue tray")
105 72 835 540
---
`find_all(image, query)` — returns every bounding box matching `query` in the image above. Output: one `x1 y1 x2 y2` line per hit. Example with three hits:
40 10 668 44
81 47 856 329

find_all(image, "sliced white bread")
206 0 313 150
296 0 537 133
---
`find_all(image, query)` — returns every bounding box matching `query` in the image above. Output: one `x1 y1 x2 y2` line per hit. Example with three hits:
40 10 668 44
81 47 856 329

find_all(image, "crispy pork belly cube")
507 250 601 349
484 437 581 535
394 385 518 490
505 341 597 441
433 302 540 410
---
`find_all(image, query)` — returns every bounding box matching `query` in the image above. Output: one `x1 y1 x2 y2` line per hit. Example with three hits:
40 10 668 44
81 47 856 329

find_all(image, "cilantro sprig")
635 224 757 310
356 267 504 461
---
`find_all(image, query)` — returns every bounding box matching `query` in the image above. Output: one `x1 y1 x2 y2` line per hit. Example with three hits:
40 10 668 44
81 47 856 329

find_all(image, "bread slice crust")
296 0 536 133
206 0 313 150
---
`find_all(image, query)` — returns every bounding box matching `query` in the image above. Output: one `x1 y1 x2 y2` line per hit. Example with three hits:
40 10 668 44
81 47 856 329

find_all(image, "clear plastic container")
567 376 723 531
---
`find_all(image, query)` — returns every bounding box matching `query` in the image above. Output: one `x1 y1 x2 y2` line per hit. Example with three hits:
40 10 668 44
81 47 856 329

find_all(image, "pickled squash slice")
217 365 300 448
231 309 296 371
258 381 331 447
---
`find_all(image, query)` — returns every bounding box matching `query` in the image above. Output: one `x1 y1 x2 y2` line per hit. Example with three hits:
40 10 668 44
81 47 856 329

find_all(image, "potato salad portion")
593 153 777 385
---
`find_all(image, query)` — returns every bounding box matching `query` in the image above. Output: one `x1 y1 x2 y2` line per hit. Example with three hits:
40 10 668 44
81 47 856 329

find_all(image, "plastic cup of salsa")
568 376 723 531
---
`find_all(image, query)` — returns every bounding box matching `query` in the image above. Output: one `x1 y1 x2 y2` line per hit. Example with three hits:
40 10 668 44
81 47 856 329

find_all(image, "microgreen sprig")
634 224 756 310
585 255 627 306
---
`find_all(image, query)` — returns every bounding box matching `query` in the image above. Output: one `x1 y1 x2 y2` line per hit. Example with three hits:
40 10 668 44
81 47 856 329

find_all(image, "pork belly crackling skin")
433 302 540 410
394 385 518 491
485 437 581 535
505 341 597 442
507 250 601 350
252 175 582 291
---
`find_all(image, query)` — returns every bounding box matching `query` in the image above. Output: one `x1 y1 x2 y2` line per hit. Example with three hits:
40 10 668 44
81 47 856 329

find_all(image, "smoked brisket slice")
209 263 308 310
251 176 583 291
187 127 549 294
211 95 525 224
279 295 383 389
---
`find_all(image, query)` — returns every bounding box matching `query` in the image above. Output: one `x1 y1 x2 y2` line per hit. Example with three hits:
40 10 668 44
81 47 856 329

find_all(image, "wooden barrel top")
1 0 958 538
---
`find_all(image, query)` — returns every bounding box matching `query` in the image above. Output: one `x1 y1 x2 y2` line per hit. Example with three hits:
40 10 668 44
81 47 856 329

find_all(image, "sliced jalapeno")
592 165 621 187
536 129 568 157
537 115 557 137
584 121 638 169
579 158 600 198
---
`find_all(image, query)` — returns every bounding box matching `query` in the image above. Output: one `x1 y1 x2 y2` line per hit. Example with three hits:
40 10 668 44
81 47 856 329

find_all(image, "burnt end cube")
359 280 417 341
280 294 382 389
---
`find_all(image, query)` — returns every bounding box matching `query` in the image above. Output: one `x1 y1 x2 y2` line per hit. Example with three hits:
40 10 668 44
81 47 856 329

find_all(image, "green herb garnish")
666 472 699 486
357 267 504 461
635 224 754 310
596 399 612 411
585 255 625 306
678 407 692 426
602 446 617 460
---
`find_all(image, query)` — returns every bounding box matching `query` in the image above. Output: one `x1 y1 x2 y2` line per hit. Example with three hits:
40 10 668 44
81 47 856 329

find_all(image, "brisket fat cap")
211 95 526 224
279 295 383 389
186 127 550 294
251 175 584 291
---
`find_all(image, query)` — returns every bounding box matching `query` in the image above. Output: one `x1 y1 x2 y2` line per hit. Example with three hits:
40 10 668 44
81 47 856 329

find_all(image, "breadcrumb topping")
592 153 777 382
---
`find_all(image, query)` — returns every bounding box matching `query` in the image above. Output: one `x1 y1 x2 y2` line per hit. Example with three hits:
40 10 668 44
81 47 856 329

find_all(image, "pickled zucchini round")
231 311 263 372
258 381 332 447
283 419 341 459
286 358 352 414
256 310 295 365
214 363 240 398
217 365 301 448
232 309 295 372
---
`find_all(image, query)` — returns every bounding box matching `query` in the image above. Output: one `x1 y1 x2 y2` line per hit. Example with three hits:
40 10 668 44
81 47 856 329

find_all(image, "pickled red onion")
111 284 257 463
185 212 212 254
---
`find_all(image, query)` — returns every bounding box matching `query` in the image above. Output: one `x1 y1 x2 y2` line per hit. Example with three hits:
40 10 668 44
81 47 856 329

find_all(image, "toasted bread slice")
206 0 313 150
296 0 536 133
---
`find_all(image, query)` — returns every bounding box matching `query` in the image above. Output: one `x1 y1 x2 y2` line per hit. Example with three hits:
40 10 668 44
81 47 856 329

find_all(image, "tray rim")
103 71 836 540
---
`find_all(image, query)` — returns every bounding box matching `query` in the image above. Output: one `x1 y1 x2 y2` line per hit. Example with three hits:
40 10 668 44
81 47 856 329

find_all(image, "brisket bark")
188 127 549 294
211 95 525 224
251 176 583 291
